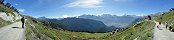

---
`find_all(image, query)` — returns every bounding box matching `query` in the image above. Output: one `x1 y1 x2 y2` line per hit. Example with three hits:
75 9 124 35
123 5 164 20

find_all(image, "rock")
0 12 21 22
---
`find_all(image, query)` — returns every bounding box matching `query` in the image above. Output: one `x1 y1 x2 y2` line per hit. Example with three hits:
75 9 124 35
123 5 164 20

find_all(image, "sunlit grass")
25 15 155 40
155 10 174 28
0 18 12 28
0 4 16 16
106 21 155 40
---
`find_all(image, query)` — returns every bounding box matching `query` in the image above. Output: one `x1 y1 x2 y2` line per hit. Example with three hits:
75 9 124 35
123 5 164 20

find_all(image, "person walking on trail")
159 22 161 25
169 26 172 31
21 17 25 28
165 22 168 29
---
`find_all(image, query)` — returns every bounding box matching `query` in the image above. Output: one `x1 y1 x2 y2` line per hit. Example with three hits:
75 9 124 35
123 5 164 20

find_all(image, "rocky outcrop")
0 12 21 22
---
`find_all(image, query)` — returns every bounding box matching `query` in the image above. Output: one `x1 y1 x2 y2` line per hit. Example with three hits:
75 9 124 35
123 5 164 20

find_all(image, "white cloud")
63 15 69 18
64 0 103 8
18 9 26 12
15 4 18 6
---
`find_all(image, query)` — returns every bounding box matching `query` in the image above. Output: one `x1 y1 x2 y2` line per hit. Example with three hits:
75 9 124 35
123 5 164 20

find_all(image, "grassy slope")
25 15 155 40
155 10 174 28
25 16 110 40
0 4 16 16
0 18 11 28
0 4 17 27
106 21 155 40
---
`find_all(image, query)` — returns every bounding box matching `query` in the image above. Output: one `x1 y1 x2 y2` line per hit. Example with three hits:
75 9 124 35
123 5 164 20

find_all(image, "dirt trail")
0 22 25 40
153 21 174 40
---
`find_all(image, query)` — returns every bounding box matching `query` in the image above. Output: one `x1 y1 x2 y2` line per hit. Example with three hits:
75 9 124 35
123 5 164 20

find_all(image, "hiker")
169 26 172 31
147 15 152 20
21 17 25 28
165 22 168 29
157 25 159 28
159 22 161 25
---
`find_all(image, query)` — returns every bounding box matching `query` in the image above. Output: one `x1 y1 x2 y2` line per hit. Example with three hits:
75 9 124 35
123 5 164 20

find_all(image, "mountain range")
38 14 144 32
78 14 143 27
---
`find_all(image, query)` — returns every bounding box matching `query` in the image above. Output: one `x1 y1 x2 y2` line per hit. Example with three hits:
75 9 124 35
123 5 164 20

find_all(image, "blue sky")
5 0 174 18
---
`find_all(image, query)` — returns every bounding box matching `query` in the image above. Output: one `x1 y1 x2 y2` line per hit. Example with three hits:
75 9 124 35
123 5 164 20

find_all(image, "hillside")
38 17 108 32
25 16 110 40
38 14 144 32
25 16 155 40
0 1 25 40
0 18 11 27
0 3 21 27
52 17 108 32
154 9 174 30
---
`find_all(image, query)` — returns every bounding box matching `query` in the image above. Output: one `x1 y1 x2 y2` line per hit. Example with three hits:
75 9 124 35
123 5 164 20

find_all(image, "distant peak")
39 16 46 18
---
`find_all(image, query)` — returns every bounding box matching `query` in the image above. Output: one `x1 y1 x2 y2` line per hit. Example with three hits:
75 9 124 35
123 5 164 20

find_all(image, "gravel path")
0 22 25 40
153 21 174 40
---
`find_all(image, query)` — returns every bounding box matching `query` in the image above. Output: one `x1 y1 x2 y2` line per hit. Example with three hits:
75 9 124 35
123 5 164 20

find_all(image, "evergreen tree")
5 3 11 8
0 0 4 4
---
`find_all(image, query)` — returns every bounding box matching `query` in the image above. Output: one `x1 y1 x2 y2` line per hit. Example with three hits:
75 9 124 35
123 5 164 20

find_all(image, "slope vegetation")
0 4 20 27
25 16 110 40
105 20 155 40
0 18 11 27
49 17 108 32
155 10 174 28
25 15 155 40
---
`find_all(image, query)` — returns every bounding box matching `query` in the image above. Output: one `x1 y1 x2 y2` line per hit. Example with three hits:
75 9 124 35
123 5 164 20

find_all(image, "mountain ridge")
77 14 143 28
